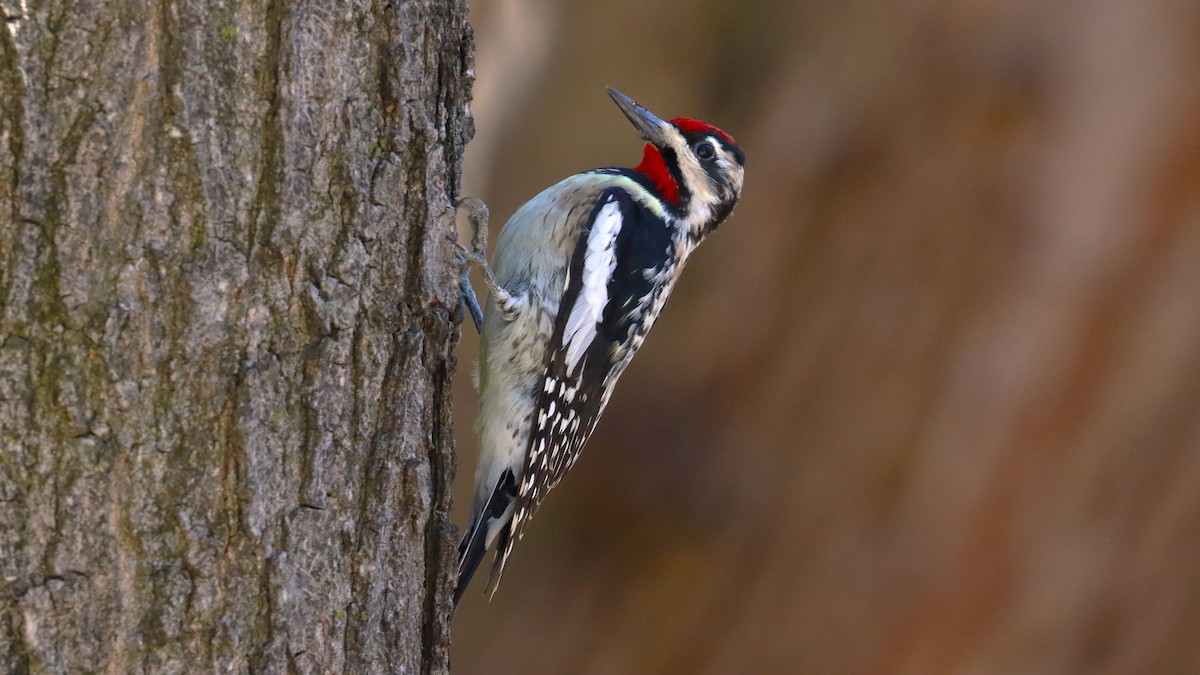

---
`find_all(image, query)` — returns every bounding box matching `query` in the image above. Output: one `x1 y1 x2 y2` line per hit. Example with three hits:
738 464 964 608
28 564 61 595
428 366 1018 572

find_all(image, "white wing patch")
562 195 623 373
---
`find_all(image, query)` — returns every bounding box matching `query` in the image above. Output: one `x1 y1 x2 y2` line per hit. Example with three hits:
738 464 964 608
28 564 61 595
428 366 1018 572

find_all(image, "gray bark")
0 0 472 671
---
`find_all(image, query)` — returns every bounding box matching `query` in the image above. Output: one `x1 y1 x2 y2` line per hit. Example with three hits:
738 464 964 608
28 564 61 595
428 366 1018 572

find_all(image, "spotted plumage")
455 88 744 606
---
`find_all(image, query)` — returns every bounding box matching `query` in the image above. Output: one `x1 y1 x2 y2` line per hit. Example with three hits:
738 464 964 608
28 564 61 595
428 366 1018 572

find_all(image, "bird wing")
488 185 676 590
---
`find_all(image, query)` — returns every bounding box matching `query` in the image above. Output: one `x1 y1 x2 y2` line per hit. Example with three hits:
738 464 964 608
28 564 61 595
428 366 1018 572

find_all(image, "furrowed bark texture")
0 0 472 671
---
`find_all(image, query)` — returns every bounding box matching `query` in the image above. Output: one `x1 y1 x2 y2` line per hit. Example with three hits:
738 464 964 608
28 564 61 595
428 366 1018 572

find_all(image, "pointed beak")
607 87 671 146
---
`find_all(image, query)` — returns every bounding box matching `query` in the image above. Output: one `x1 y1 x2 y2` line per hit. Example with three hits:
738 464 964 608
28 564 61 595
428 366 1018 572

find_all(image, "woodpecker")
453 88 744 605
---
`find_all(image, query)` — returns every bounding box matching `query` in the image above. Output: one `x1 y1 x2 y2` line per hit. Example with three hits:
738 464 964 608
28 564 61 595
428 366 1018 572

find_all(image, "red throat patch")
671 117 736 146
634 143 680 204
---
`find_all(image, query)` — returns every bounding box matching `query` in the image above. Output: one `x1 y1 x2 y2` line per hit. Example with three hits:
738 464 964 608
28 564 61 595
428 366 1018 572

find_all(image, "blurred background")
450 0 1200 672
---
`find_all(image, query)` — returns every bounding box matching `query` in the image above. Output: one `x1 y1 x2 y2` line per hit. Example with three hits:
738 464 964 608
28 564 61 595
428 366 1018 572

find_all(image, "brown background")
451 0 1200 672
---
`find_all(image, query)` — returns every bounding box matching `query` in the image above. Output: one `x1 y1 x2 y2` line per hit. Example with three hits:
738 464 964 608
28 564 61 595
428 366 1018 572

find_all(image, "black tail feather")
484 522 512 598
455 522 489 607
454 470 517 608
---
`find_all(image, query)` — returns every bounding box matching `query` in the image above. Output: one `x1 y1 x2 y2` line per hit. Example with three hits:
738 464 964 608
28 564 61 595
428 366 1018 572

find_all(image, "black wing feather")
491 185 675 584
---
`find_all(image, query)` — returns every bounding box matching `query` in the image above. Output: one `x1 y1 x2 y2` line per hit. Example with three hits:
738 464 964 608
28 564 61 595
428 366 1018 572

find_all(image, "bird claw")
451 238 488 268
449 237 486 333
459 276 485 333
452 198 519 331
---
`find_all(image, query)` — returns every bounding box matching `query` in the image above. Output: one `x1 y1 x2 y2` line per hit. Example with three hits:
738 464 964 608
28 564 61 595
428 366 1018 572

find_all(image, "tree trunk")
0 0 471 671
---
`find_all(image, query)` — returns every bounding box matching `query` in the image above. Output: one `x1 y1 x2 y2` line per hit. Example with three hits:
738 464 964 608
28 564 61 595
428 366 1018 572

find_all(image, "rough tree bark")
0 0 471 671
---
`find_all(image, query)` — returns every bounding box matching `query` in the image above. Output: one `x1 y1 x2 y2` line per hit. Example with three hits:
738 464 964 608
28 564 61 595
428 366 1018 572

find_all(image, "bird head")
607 87 745 237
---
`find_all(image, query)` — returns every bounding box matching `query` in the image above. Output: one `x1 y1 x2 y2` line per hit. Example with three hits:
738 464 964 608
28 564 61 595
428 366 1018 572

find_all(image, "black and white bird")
453 88 745 605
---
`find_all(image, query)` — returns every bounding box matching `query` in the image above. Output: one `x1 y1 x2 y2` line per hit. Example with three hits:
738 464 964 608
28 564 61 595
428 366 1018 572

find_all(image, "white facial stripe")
714 142 744 195
662 130 721 229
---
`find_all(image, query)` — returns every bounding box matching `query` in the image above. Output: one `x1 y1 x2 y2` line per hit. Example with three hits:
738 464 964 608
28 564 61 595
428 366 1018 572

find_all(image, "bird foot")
453 197 524 327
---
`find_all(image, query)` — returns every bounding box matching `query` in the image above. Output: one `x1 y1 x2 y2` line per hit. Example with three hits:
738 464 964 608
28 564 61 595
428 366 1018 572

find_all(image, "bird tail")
455 470 517 607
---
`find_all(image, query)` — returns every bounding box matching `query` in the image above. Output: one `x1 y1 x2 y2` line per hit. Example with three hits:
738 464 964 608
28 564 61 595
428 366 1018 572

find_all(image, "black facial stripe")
706 135 744 168
711 198 737 229
657 146 691 207
681 130 744 172
727 142 745 167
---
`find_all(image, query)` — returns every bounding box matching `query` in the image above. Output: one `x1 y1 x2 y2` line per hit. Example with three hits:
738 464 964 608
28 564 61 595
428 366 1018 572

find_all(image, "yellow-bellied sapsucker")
453 88 745 605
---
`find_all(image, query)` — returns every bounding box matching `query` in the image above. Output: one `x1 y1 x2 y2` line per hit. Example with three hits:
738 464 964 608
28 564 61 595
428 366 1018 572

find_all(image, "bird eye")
694 141 716 160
